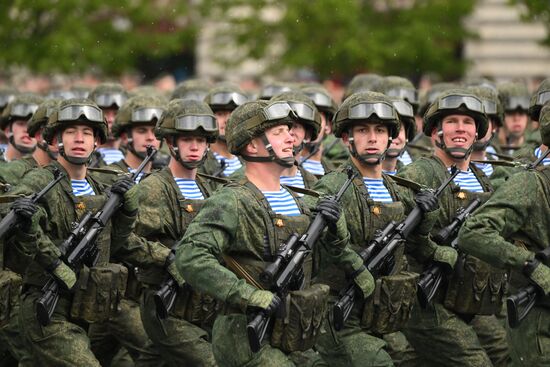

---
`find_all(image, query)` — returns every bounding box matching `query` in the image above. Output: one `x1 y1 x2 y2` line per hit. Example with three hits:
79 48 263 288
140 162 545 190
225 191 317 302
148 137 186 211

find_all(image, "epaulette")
284 185 321 197
472 159 525 168
387 175 423 192
197 172 232 185
88 167 127 175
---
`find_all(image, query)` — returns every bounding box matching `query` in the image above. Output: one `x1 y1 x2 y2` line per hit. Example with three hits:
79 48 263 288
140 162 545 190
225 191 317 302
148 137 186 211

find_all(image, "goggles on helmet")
181 91 208 102
392 100 414 118
94 93 127 108
536 91 550 106
132 107 164 122
337 101 397 122
10 103 39 118
303 91 332 108
261 86 292 98
387 88 418 104
0 95 16 108
481 100 497 115
288 102 316 122
175 115 217 132
437 95 484 113
45 106 58 118
210 92 248 106
58 105 104 122
505 96 530 111
243 101 299 129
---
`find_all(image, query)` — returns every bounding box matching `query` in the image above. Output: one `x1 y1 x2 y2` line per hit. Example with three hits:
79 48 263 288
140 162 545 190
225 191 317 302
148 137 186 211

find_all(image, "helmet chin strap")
217 135 226 142
241 134 295 168
8 125 35 155
472 130 495 152
435 128 477 160
169 136 207 170
126 132 148 160
56 131 90 165
347 128 391 166
37 140 58 160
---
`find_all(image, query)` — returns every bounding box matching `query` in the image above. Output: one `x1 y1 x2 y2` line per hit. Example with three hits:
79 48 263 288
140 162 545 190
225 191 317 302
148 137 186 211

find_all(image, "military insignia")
457 191 467 200
75 202 86 211
275 219 284 227
372 206 381 216
185 204 194 213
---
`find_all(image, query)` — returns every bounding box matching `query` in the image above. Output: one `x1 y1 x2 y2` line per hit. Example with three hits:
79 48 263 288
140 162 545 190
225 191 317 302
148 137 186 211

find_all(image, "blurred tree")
0 0 196 75
202 0 476 81
512 0 550 46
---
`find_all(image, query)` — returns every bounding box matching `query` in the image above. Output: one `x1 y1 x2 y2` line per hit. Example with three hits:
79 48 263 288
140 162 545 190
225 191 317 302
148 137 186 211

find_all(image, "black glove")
265 294 282 315
11 197 38 230
414 190 439 213
111 176 135 196
315 196 341 231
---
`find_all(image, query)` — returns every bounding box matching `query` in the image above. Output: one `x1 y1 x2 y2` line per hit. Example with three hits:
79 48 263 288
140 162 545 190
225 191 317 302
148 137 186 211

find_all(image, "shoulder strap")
387 174 423 192
469 161 494 192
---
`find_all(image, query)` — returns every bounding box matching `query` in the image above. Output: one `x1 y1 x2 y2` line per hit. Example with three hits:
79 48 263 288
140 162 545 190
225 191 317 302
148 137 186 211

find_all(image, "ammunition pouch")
70 263 128 323
0 269 22 327
170 284 220 328
271 283 329 353
360 271 418 335
444 255 508 315
124 266 142 302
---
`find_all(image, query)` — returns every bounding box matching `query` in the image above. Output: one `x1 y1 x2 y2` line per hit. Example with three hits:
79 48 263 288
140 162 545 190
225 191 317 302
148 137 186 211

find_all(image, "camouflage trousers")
403 301 510 367
88 297 162 367
0 300 33 366
507 305 550 366
140 288 216 367
211 313 327 367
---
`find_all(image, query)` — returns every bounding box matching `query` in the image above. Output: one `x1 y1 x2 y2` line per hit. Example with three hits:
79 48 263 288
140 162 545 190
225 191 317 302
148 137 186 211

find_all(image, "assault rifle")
36 147 157 326
416 197 482 308
246 167 357 353
153 244 179 319
332 167 459 331
212 158 227 177
0 169 65 240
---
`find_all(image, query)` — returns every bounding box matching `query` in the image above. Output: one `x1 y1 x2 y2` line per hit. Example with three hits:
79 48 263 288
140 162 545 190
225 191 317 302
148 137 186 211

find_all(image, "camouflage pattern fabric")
0 156 38 186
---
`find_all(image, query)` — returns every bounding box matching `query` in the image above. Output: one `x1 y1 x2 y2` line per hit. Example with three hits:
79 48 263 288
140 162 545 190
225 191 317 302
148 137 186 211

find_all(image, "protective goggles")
181 91 208 102
303 91 332 108
131 107 164 122
175 115 217 132
387 88 418 104
0 95 15 108
58 105 104 122
288 102 317 122
337 101 397 122
392 100 414 118
438 95 484 113
243 101 298 128
94 93 127 108
45 106 58 118
260 85 292 98
536 91 550 106
209 92 248 106
505 96 530 111
10 103 39 118
481 100 497 115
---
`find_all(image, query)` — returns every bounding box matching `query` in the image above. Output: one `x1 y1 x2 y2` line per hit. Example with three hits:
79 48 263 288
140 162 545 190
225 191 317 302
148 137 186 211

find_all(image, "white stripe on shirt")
399 150 413 166
174 178 204 200
213 152 242 176
363 177 393 203
535 147 550 166
280 169 305 190
262 187 301 216
448 167 484 193
97 148 125 165
300 159 325 176
127 167 145 184
71 179 95 197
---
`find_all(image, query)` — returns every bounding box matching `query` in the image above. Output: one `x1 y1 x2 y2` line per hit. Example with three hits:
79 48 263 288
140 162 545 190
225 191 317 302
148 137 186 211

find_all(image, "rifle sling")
222 255 264 290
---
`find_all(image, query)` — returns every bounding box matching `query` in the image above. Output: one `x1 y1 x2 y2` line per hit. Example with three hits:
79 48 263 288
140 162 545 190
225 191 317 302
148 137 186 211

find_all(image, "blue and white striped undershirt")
213 152 242 176
173 178 204 200
300 159 325 176
97 148 125 165
127 167 145 184
398 150 413 166
383 170 397 176
71 179 95 197
448 167 484 193
473 159 494 178
534 147 550 166
363 177 393 203
262 186 301 216
280 169 305 190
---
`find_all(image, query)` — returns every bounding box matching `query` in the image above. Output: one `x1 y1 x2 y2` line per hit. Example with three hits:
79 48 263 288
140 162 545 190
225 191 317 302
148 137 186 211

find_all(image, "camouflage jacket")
0 156 38 186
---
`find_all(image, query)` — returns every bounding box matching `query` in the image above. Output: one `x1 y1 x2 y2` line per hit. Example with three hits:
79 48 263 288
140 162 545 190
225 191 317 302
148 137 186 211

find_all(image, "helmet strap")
56 131 90 165
435 128 474 160
347 128 391 166
169 135 206 170
8 124 35 155
241 134 295 168
126 131 148 160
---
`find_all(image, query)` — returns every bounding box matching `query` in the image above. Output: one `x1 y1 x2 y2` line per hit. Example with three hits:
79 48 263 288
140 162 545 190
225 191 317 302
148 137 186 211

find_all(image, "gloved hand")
52 261 77 291
414 190 439 213
525 259 550 296
111 176 138 214
353 266 375 299
247 290 281 315
11 197 38 231
316 196 341 231
433 246 458 272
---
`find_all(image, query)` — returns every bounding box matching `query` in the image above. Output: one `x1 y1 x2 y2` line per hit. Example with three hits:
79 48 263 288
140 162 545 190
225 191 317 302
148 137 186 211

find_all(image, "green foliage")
203 0 476 80
0 0 196 75
512 0 550 46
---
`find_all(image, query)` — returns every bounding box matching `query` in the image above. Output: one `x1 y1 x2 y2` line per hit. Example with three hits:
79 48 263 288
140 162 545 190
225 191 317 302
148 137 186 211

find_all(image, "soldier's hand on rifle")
247 290 281 315
111 176 139 214
11 197 39 231
414 190 439 213
432 246 458 273
524 259 550 296
164 248 185 286
353 266 375 299
316 196 341 228
51 260 77 292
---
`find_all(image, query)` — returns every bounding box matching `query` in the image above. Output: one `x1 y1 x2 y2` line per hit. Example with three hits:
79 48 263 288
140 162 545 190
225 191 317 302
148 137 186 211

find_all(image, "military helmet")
418 82 457 117
259 82 294 100
0 93 44 130
204 82 248 112
112 95 166 138
467 85 503 126
226 100 297 155
155 99 218 143
387 96 416 142
89 83 128 109
423 88 489 138
372 76 419 112
332 91 401 139
270 91 322 141
43 98 108 144
171 79 212 101
71 85 91 99
301 84 338 118
0 86 18 111
343 73 382 101
539 101 550 146
27 98 62 137
497 81 530 113
529 77 550 121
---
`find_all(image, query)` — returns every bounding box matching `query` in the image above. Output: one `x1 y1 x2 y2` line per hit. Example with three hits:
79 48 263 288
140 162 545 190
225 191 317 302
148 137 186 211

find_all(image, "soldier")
258 81 294 100
109 94 165 182
89 83 129 165
171 79 212 102
311 91 440 367
398 89 510 366
458 101 550 366
175 99 372 366
0 98 60 186
202 83 248 177
0 94 43 163
0 87 19 157
497 81 531 151
342 73 382 101
118 99 219 366
10 98 138 366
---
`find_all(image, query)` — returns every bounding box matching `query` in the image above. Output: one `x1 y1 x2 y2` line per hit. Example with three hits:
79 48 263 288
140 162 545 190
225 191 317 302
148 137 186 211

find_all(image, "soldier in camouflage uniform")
311 91 441 367
497 81 532 151
458 100 550 366
118 99 219 366
398 89 510 366
9 98 138 366
202 83 248 177
0 87 19 160
175 99 373 367
0 98 60 187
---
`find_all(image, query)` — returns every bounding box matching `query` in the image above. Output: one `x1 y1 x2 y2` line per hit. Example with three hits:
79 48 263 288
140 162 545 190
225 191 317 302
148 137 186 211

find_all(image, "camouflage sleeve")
0 160 28 186
175 188 257 311
458 170 539 270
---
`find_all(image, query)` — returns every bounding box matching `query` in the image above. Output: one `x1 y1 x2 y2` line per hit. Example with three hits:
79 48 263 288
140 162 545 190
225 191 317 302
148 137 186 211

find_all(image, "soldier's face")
343 122 390 160
174 135 207 162
262 124 295 159
389 125 407 151
60 125 97 158
102 107 118 132
10 119 36 150
504 111 528 138
290 122 309 148
435 114 477 153
126 125 160 152
215 110 232 136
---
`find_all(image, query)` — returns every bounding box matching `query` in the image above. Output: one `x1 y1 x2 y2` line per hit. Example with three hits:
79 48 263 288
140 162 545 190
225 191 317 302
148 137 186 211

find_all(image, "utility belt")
0 269 22 327
166 284 220 328
443 254 508 315
359 271 418 335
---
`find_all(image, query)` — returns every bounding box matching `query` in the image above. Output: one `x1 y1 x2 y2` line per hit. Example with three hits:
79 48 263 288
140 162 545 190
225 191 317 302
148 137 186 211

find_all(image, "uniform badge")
76 202 86 211
275 219 284 227
185 204 194 213
457 191 467 200
372 206 381 216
